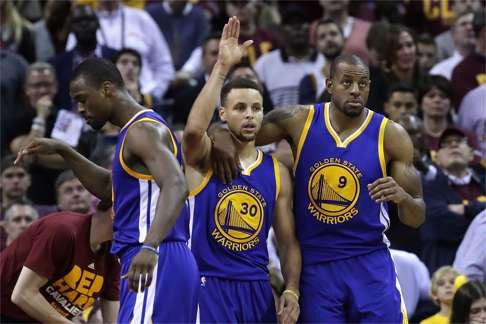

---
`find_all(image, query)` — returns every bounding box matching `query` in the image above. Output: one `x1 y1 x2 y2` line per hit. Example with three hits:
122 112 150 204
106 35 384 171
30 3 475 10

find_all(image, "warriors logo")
307 161 360 224
212 189 264 251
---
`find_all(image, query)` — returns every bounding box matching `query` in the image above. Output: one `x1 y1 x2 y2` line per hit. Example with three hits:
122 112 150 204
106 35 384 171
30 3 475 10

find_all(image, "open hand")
368 176 409 204
218 16 253 71
15 138 65 165
123 248 158 293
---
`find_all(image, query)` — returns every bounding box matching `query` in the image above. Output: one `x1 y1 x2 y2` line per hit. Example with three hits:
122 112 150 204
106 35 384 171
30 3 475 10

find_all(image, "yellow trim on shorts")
189 169 213 197
324 103 374 148
272 156 281 200
293 105 314 174
378 118 389 177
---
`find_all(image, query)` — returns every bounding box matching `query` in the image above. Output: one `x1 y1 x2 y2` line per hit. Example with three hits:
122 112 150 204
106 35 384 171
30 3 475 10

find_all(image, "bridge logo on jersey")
212 188 264 251
307 159 362 224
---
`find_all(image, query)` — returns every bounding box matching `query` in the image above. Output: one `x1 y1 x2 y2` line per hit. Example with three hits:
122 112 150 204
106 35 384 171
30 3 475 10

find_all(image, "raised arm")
183 17 252 169
123 121 188 292
15 138 112 201
273 161 301 324
368 121 425 228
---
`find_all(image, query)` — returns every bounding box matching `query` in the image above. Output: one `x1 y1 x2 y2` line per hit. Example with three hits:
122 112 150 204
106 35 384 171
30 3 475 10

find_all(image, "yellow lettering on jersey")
476 74 486 85
423 0 440 20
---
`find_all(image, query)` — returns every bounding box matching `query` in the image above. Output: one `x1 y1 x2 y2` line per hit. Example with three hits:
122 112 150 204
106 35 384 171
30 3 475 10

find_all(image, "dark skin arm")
368 121 425 228
273 161 301 324
15 138 112 201
210 105 310 182
122 121 188 292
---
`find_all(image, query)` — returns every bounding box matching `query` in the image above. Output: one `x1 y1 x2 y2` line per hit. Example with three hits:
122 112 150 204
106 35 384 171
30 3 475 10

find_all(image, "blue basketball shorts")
299 248 407 323
197 277 277 323
118 242 199 324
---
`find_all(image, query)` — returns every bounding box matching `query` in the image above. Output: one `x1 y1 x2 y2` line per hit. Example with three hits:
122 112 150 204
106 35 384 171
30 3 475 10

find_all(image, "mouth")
241 123 257 132
346 100 363 108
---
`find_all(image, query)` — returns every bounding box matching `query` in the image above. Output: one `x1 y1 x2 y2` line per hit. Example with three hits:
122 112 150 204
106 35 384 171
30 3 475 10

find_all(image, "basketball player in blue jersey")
212 54 426 323
15 58 199 323
182 17 301 323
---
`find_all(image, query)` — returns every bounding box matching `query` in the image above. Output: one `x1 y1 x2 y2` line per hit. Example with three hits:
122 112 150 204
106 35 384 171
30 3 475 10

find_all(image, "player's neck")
237 142 258 170
329 102 368 133
109 92 146 128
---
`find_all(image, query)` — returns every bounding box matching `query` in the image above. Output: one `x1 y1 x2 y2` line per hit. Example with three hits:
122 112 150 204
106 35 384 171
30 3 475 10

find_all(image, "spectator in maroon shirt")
0 204 119 323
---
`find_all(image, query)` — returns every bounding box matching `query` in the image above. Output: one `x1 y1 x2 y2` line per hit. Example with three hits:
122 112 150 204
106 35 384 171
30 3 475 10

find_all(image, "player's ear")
326 79 333 94
101 81 114 97
219 106 227 122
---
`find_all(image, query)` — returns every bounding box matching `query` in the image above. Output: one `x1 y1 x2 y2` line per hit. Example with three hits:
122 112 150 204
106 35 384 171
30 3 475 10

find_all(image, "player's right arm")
183 16 252 170
11 267 71 323
255 105 310 147
15 138 112 202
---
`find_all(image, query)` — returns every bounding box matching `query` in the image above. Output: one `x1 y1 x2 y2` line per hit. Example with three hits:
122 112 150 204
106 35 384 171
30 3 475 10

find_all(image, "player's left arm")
123 122 188 292
100 299 119 323
272 161 301 324
368 121 425 228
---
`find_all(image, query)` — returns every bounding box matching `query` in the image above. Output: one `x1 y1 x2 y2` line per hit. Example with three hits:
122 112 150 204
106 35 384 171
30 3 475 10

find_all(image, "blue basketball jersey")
111 109 189 255
294 102 390 265
187 151 280 280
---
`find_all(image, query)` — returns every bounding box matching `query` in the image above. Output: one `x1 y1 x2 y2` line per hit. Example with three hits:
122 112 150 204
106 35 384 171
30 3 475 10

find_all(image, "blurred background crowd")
0 0 485 322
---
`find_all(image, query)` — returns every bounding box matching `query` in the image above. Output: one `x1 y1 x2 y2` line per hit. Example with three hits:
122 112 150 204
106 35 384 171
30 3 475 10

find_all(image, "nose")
350 82 360 96
77 103 85 115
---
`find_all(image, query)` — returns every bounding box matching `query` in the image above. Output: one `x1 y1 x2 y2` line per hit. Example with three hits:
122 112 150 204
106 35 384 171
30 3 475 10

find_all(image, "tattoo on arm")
265 105 307 125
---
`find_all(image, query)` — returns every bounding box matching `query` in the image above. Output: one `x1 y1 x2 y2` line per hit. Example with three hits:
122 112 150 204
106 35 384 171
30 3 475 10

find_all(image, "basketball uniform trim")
378 118 389 177
119 118 178 180
271 156 281 200
121 109 152 131
293 105 315 174
241 150 263 176
189 169 213 197
324 103 374 148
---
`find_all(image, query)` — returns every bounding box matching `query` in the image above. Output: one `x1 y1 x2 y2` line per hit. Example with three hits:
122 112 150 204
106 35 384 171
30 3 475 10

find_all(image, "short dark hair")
330 54 368 79
366 21 390 52
418 75 452 103
473 8 486 37
385 83 417 101
114 48 142 70
55 170 78 193
227 58 254 79
202 32 221 55
315 18 344 37
71 57 124 89
416 33 435 46
1 155 28 174
451 281 486 323
221 78 263 106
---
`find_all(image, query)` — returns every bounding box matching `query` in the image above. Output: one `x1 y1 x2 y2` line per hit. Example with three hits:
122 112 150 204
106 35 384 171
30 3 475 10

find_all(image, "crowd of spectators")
1 0 485 322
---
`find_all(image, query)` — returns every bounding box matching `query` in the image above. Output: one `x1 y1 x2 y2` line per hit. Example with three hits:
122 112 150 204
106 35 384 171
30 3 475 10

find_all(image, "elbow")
173 176 189 201
11 288 28 307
